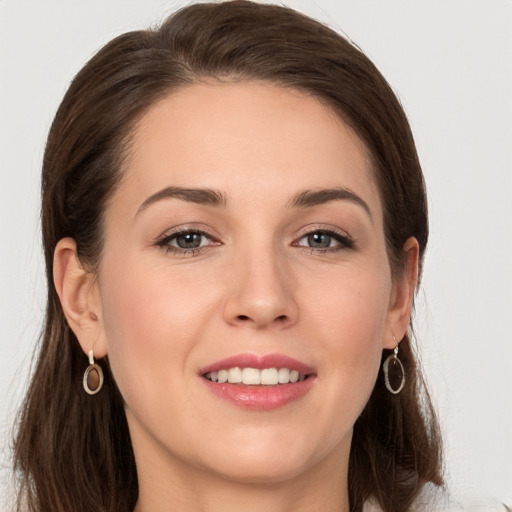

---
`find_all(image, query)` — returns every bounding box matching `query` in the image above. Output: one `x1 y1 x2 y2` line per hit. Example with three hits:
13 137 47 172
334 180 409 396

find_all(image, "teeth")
278 368 290 383
242 367 260 385
227 367 242 383
205 367 308 385
261 368 278 385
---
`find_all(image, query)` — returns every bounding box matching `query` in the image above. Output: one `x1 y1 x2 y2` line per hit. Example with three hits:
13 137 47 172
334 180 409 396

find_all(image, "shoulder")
363 483 510 511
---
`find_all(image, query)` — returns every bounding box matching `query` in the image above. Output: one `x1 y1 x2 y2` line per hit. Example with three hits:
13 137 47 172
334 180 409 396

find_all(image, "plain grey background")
1 0 511 508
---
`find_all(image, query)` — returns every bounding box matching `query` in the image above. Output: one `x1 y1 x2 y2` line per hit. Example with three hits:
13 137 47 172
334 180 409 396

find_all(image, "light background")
1 0 511 508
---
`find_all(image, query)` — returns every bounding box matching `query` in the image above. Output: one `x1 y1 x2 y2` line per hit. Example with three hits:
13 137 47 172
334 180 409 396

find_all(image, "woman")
11 1 446 511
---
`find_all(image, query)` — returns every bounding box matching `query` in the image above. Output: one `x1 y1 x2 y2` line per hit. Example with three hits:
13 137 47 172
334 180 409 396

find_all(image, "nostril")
236 314 289 324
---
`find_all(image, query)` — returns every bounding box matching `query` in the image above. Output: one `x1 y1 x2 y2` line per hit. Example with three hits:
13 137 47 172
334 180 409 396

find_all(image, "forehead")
116 81 382 218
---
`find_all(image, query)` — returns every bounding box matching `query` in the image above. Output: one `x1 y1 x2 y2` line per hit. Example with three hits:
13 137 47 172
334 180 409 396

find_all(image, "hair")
13 2 443 511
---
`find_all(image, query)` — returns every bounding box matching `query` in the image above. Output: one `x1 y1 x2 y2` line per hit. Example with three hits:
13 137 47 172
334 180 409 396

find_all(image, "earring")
83 349 104 395
383 336 405 394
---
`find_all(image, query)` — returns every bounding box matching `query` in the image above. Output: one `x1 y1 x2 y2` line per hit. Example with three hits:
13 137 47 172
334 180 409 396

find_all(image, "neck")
134 464 350 512
132 431 351 512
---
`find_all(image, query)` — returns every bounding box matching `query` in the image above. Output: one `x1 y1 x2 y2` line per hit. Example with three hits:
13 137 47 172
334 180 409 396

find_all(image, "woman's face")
95 82 402 486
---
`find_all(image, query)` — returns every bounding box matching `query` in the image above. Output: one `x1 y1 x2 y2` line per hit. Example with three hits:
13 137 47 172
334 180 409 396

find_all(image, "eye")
303 232 336 249
295 229 353 251
171 231 209 249
155 229 219 255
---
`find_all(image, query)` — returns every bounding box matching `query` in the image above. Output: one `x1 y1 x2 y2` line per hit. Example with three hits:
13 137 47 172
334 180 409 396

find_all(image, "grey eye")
295 230 352 251
173 232 207 249
306 232 333 248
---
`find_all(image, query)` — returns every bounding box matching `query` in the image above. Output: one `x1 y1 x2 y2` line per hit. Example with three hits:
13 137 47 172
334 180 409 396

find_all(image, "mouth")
199 353 316 410
203 367 309 385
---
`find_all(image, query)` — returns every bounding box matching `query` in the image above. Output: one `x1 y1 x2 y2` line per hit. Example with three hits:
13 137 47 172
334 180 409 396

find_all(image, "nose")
223 246 299 330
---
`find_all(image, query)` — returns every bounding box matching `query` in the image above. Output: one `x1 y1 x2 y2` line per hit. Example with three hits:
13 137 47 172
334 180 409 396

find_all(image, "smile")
200 354 316 410
204 367 307 385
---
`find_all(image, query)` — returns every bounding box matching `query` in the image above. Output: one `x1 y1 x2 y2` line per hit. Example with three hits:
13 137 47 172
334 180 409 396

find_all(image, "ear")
383 237 420 349
53 237 108 359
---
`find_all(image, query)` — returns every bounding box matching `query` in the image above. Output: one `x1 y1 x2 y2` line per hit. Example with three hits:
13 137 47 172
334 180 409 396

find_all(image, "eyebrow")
135 185 372 220
135 186 227 217
289 187 372 219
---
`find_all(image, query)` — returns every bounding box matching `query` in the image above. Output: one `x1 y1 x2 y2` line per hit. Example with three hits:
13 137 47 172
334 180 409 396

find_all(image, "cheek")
97 255 220 400
307 260 391 345
307 265 390 412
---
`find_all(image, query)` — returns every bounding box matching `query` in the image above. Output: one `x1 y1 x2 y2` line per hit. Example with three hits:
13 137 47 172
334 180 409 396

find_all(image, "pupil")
308 232 330 248
177 233 201 249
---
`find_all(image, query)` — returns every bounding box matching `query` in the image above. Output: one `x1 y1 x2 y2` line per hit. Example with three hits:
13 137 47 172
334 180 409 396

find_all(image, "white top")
363 484 510 511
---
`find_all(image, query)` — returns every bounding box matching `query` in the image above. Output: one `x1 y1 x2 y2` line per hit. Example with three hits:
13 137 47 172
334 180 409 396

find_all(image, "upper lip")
199 353 316 376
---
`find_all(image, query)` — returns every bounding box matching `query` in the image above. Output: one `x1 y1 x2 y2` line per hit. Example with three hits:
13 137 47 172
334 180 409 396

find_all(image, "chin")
209 456 312 486
194 432 324 485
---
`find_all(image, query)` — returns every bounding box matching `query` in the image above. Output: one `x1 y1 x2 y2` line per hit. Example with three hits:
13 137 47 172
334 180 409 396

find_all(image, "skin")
54 82 418 512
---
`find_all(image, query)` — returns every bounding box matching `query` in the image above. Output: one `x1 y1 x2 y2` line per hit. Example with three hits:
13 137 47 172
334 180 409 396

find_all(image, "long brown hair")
13 2 443 511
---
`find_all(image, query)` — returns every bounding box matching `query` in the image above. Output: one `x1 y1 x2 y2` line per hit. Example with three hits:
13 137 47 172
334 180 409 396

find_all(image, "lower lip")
202 377 315 411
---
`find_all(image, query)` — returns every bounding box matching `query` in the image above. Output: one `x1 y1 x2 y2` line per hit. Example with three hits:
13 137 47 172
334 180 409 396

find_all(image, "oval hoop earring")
383 336 405 394
83 349 104 395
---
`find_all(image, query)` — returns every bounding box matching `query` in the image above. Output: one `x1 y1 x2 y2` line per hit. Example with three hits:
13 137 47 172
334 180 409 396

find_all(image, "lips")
200 353 315 375
199 353 316 411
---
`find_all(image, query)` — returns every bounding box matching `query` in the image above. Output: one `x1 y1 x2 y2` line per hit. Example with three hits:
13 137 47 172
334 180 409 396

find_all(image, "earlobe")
383 237 420 349
53 238 108 358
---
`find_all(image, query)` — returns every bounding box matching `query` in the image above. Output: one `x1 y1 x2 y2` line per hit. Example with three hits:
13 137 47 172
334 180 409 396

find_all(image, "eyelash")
154 227 354 257
293 228 354 253
154 229 219 257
